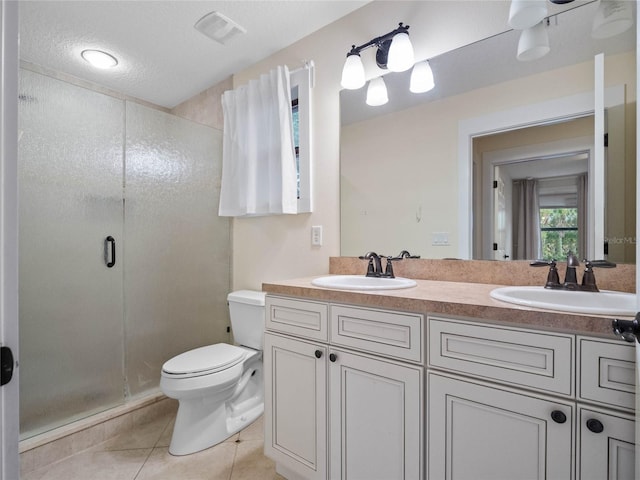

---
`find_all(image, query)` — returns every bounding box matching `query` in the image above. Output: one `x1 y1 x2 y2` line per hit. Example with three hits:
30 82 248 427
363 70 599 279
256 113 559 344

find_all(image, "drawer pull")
329 353 337 363
314 350 323 359
586 419 604 433
550 410 567 424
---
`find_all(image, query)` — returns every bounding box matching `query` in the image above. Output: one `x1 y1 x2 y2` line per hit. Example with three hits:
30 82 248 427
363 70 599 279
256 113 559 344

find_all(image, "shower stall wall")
18 68 230 439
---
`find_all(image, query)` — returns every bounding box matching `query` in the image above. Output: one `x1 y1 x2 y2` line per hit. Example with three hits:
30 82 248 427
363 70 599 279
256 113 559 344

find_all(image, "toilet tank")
227 290 266 349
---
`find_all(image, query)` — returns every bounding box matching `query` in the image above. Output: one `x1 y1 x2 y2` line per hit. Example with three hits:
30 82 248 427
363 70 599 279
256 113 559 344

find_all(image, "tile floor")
22 412 285 480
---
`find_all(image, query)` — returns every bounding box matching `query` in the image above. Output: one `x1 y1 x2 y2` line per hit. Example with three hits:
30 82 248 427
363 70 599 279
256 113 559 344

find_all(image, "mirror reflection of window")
540 207 579 260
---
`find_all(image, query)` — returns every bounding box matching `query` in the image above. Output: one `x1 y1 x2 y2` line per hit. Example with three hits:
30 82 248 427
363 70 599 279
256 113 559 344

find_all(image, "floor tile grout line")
132 446 156 480
227 441 240 480
132 413 174 479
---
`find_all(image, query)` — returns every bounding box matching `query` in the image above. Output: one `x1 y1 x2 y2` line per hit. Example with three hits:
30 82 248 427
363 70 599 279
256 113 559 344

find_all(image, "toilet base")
168 394 264 456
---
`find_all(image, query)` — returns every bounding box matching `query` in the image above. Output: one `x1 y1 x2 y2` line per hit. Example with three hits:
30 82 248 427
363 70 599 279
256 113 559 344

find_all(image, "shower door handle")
104 236 116 268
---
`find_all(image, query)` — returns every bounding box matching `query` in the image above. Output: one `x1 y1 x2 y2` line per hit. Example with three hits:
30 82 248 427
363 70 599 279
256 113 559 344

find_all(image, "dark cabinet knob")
314 350 322 359
550 410 567 424
586 418 604 433
329 353 337 362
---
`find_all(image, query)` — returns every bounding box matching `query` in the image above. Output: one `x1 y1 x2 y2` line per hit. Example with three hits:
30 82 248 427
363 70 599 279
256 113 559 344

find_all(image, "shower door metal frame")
0 0 20 477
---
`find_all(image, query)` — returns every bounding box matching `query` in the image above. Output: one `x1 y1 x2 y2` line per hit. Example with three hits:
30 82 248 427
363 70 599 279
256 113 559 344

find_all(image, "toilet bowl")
160 290 266 456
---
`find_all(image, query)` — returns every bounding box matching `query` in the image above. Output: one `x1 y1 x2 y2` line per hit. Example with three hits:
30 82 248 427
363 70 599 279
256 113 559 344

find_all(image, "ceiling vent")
194 11 246 45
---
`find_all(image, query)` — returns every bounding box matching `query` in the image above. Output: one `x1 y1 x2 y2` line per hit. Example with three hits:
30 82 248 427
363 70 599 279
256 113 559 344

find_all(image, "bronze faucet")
531 252 616 291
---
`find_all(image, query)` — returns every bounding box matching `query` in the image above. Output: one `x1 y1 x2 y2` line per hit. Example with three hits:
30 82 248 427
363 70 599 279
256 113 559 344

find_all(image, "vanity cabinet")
578 406 635 480
428 372 575 479
428 317 576 479
328 348 422 480
264 291 637 480
264 333 327 480
264 296 424 480
428 316 636 480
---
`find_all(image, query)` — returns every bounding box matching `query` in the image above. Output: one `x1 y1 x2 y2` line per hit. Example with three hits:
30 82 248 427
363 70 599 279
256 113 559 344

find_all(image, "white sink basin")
490 286 637 316
311 275 417 291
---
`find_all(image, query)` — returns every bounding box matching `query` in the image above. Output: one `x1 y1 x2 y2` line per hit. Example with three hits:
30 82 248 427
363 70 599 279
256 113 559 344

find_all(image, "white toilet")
160 290 266 456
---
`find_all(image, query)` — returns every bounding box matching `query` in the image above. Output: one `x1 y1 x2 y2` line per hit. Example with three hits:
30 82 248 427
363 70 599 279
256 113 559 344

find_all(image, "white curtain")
218 66 297 216
512 179 541 259
577 173 588 259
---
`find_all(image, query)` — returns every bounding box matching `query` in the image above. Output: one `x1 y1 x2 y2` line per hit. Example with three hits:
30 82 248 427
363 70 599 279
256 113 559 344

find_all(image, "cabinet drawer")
266 296 328 342
428 317 573 396
330 305 423 362
578 336 635 411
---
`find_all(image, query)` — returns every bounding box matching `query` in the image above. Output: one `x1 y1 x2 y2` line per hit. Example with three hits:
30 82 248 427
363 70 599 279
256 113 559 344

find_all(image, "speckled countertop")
262 276 633 339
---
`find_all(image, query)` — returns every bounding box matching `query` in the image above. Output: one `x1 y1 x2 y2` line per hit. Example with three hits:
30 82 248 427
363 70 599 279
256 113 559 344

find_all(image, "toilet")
160 290 266 456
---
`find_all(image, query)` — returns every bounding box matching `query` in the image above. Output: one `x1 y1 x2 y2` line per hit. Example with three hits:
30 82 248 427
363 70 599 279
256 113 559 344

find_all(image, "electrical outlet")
432 232 450 246
311 225 323 246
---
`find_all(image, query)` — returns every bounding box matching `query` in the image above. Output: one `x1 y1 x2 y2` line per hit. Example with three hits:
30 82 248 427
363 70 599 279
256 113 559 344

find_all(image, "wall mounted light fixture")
341 22 435 106
509 0 634 62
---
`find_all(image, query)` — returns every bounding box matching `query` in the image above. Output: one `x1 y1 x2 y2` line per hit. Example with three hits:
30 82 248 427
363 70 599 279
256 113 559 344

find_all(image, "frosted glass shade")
410 61 435 93
366 77 388 106
341 53 366 90
517 21 550 61
592 0 633 39
81 49 118 69
387 32 414 72
508 0 548 30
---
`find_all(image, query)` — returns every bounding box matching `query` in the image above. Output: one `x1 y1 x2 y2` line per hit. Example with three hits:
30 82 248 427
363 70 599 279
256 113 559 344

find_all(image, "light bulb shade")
592 0 633 39
508 0 548 30
366 77 388 106
387 32 414 72
410 61 435 93
81 49 118 69
516 21 550 61
341 53 366 90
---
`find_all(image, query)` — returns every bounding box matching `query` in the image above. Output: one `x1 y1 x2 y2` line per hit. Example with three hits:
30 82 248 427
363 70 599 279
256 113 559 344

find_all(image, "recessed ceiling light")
81 49 118 69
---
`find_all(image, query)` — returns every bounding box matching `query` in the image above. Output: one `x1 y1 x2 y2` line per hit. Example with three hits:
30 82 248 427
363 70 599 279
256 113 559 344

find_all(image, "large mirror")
340 1 636 264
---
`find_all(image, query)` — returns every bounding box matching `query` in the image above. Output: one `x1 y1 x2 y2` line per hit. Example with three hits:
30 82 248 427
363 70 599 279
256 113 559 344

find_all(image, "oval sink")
490 286 637 316
311 275 417 291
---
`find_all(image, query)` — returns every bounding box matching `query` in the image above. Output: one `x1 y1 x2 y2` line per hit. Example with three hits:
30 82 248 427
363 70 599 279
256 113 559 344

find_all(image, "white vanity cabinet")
427 317 576 479
328 348 422 480
578 406 635 480
577 336 636 480
428 316 636 480
428 372 575 479
264 296 424 480
264 332 327 480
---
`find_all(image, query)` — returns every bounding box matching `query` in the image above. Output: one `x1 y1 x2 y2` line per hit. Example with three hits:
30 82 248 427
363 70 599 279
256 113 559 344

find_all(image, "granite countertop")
262 276 632 339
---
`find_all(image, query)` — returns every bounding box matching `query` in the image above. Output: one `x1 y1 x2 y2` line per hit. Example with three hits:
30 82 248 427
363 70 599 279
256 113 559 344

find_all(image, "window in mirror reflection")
540 208 579 261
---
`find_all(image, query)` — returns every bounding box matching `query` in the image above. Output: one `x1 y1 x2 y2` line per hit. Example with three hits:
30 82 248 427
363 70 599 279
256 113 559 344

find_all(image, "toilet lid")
162 344 246 376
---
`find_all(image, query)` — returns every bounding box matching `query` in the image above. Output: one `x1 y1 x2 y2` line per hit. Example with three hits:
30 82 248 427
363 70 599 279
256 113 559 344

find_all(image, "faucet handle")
384 257 395 278
586 259 617 269
392 250 420 260
581 261 598 292
579 260 615 292
530 259 561 288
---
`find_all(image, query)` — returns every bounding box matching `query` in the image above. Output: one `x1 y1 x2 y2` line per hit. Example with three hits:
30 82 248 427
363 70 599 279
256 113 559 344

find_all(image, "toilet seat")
162 344 247 378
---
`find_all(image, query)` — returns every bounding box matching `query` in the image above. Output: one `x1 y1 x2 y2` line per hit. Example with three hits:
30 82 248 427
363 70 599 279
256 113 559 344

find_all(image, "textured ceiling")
19 0 369 108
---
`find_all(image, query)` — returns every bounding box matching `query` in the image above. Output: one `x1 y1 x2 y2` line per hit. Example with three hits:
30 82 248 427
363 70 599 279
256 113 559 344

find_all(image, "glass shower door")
18 70 125 438
124 102 228 398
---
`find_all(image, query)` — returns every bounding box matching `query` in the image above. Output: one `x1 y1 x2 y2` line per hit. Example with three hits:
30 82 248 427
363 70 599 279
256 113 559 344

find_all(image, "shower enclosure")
18 68 230 439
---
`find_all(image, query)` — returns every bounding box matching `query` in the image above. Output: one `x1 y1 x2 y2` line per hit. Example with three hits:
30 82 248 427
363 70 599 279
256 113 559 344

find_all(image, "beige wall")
229 13 350 290
177 2 636 289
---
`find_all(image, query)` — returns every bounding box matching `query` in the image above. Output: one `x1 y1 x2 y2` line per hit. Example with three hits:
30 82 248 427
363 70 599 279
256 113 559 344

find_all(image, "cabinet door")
428 372 574 480
329 349 423 480
579 407 635 480
264 333 327 480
